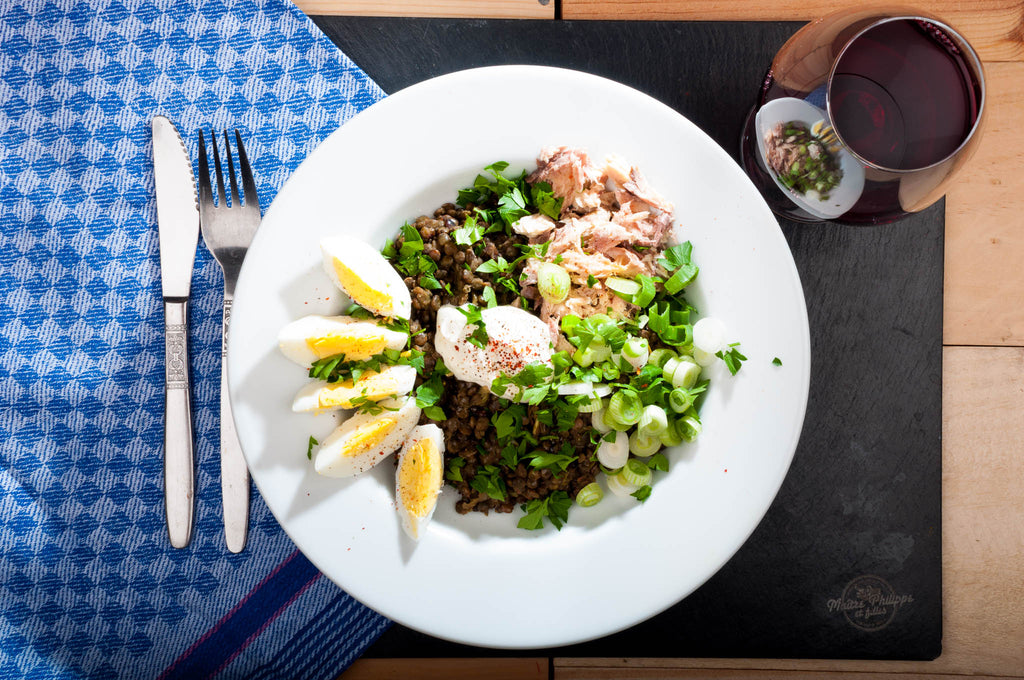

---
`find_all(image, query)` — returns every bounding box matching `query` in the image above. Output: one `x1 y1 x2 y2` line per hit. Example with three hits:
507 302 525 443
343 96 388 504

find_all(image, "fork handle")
220 296 250 553
164 300 195 549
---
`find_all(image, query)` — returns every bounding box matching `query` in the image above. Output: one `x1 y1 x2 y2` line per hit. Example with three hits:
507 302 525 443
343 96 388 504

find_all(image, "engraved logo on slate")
827 575 914 631
166 323 188 388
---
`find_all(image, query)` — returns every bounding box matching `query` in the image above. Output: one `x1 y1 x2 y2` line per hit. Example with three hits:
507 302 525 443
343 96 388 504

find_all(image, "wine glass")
740 7 986 225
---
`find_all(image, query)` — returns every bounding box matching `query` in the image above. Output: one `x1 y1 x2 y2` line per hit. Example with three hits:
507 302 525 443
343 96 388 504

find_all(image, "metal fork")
197 129 261 553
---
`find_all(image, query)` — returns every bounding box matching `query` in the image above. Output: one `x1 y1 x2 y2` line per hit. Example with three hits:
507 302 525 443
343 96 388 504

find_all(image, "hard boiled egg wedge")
395 424 445 541
321 236 411 320
292 364 417 412
278 315 408 367
313 397 421 478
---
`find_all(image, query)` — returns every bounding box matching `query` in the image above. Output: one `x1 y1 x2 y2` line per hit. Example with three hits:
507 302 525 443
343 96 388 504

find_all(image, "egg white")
394 424 446 541
321 236 412 320
278 315 408 367
292 364 417 412
434 304 554 400
313 397 422 478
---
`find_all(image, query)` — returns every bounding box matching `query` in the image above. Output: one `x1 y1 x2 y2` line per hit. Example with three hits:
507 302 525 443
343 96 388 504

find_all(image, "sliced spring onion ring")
693 347 717 367
537 262 571 304
576 393 605 413
680 415 703 442
692 317 726 354
606 276 641 297
620 458 653 488
669 359 701 389
603 408 631 432
647 348 678 368
596 430 629 468
668 388 694 414
622 337 649 370
607 390 642 426
622 336 649 359
629 430 662 457
605 471 636 497
557 382 613 397
592 407 613 434
638 404 669 435
575 482 604 507
659 419 683 447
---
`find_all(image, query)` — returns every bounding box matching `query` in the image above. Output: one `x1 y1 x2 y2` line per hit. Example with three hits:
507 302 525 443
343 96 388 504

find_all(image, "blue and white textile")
0 0 391 677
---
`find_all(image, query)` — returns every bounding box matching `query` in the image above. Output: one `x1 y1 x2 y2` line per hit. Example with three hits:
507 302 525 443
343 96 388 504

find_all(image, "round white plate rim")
228 64 811 649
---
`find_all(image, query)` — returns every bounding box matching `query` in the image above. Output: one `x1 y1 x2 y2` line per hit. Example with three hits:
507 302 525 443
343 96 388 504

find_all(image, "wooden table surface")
291 1 1024 678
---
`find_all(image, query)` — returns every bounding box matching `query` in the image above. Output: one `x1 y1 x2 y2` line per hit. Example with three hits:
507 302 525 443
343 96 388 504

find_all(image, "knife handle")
220 297 250 553
164 300 195 549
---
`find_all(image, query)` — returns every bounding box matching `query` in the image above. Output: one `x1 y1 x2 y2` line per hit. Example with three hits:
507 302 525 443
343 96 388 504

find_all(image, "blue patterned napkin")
0 0 392 677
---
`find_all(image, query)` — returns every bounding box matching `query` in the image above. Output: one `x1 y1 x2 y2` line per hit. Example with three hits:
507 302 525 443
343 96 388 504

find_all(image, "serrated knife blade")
152 115 199 549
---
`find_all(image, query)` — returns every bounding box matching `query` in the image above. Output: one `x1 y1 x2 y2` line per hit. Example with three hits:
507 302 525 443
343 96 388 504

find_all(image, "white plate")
228 65 811 649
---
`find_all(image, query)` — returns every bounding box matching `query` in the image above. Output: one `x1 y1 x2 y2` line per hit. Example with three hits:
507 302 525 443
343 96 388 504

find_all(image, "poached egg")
434 304 553 400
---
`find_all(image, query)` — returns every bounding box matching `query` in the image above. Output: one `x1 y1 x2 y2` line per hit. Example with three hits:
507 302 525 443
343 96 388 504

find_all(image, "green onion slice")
619 458 653 488
680 415 703 442
607 390 642 426
629 430 662 458
606 276 642 297
668 388 694 414
669 359 701 389
647 348 678 368
537 262 571 304
575 482 604 507
638 405 668 436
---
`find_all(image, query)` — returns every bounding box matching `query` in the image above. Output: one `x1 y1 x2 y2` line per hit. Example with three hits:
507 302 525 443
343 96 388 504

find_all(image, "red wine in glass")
741 14 985 225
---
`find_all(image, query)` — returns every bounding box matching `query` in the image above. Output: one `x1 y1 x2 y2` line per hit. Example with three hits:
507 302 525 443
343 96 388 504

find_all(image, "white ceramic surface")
228 65 811 649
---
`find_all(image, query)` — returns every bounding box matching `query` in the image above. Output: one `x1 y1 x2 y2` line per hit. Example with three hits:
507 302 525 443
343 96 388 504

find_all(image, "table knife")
152 115 200 549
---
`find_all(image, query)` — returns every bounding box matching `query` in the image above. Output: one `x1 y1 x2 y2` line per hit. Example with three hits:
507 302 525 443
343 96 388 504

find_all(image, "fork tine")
234 130 260 213
210 129 227 208
223 130 241 209
197 130 214 213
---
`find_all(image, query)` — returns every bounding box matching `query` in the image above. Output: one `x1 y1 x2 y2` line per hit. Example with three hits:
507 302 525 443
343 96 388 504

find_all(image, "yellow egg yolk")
317 372 398 409
340 418 397 457
307 331 389 361
397 439 441 518
331 258 392 315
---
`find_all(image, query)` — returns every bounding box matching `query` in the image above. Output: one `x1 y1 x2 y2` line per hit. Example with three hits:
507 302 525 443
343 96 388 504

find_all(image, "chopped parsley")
445 456 466 482
452 215 484 247
631 485 652 502
468 464 507 502
308 348 426 384
456 304 489 349
414 358 449 421
658 241 699 294
517 490 571 531
306 435 318 460
772 357 783 366
716 343 747 376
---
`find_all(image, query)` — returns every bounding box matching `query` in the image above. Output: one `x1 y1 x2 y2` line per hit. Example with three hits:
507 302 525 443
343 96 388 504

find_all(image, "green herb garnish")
517 490 571 531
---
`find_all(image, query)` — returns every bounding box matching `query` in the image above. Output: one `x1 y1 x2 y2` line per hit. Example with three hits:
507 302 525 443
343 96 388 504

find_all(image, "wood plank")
558 347 1024 677
295 0 554 19
556 670 1017 679
560 1 1024 63
341 657 549 679
944 62 1024 347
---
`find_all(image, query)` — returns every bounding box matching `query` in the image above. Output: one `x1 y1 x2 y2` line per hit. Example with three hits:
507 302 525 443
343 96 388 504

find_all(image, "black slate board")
311 18 943 661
